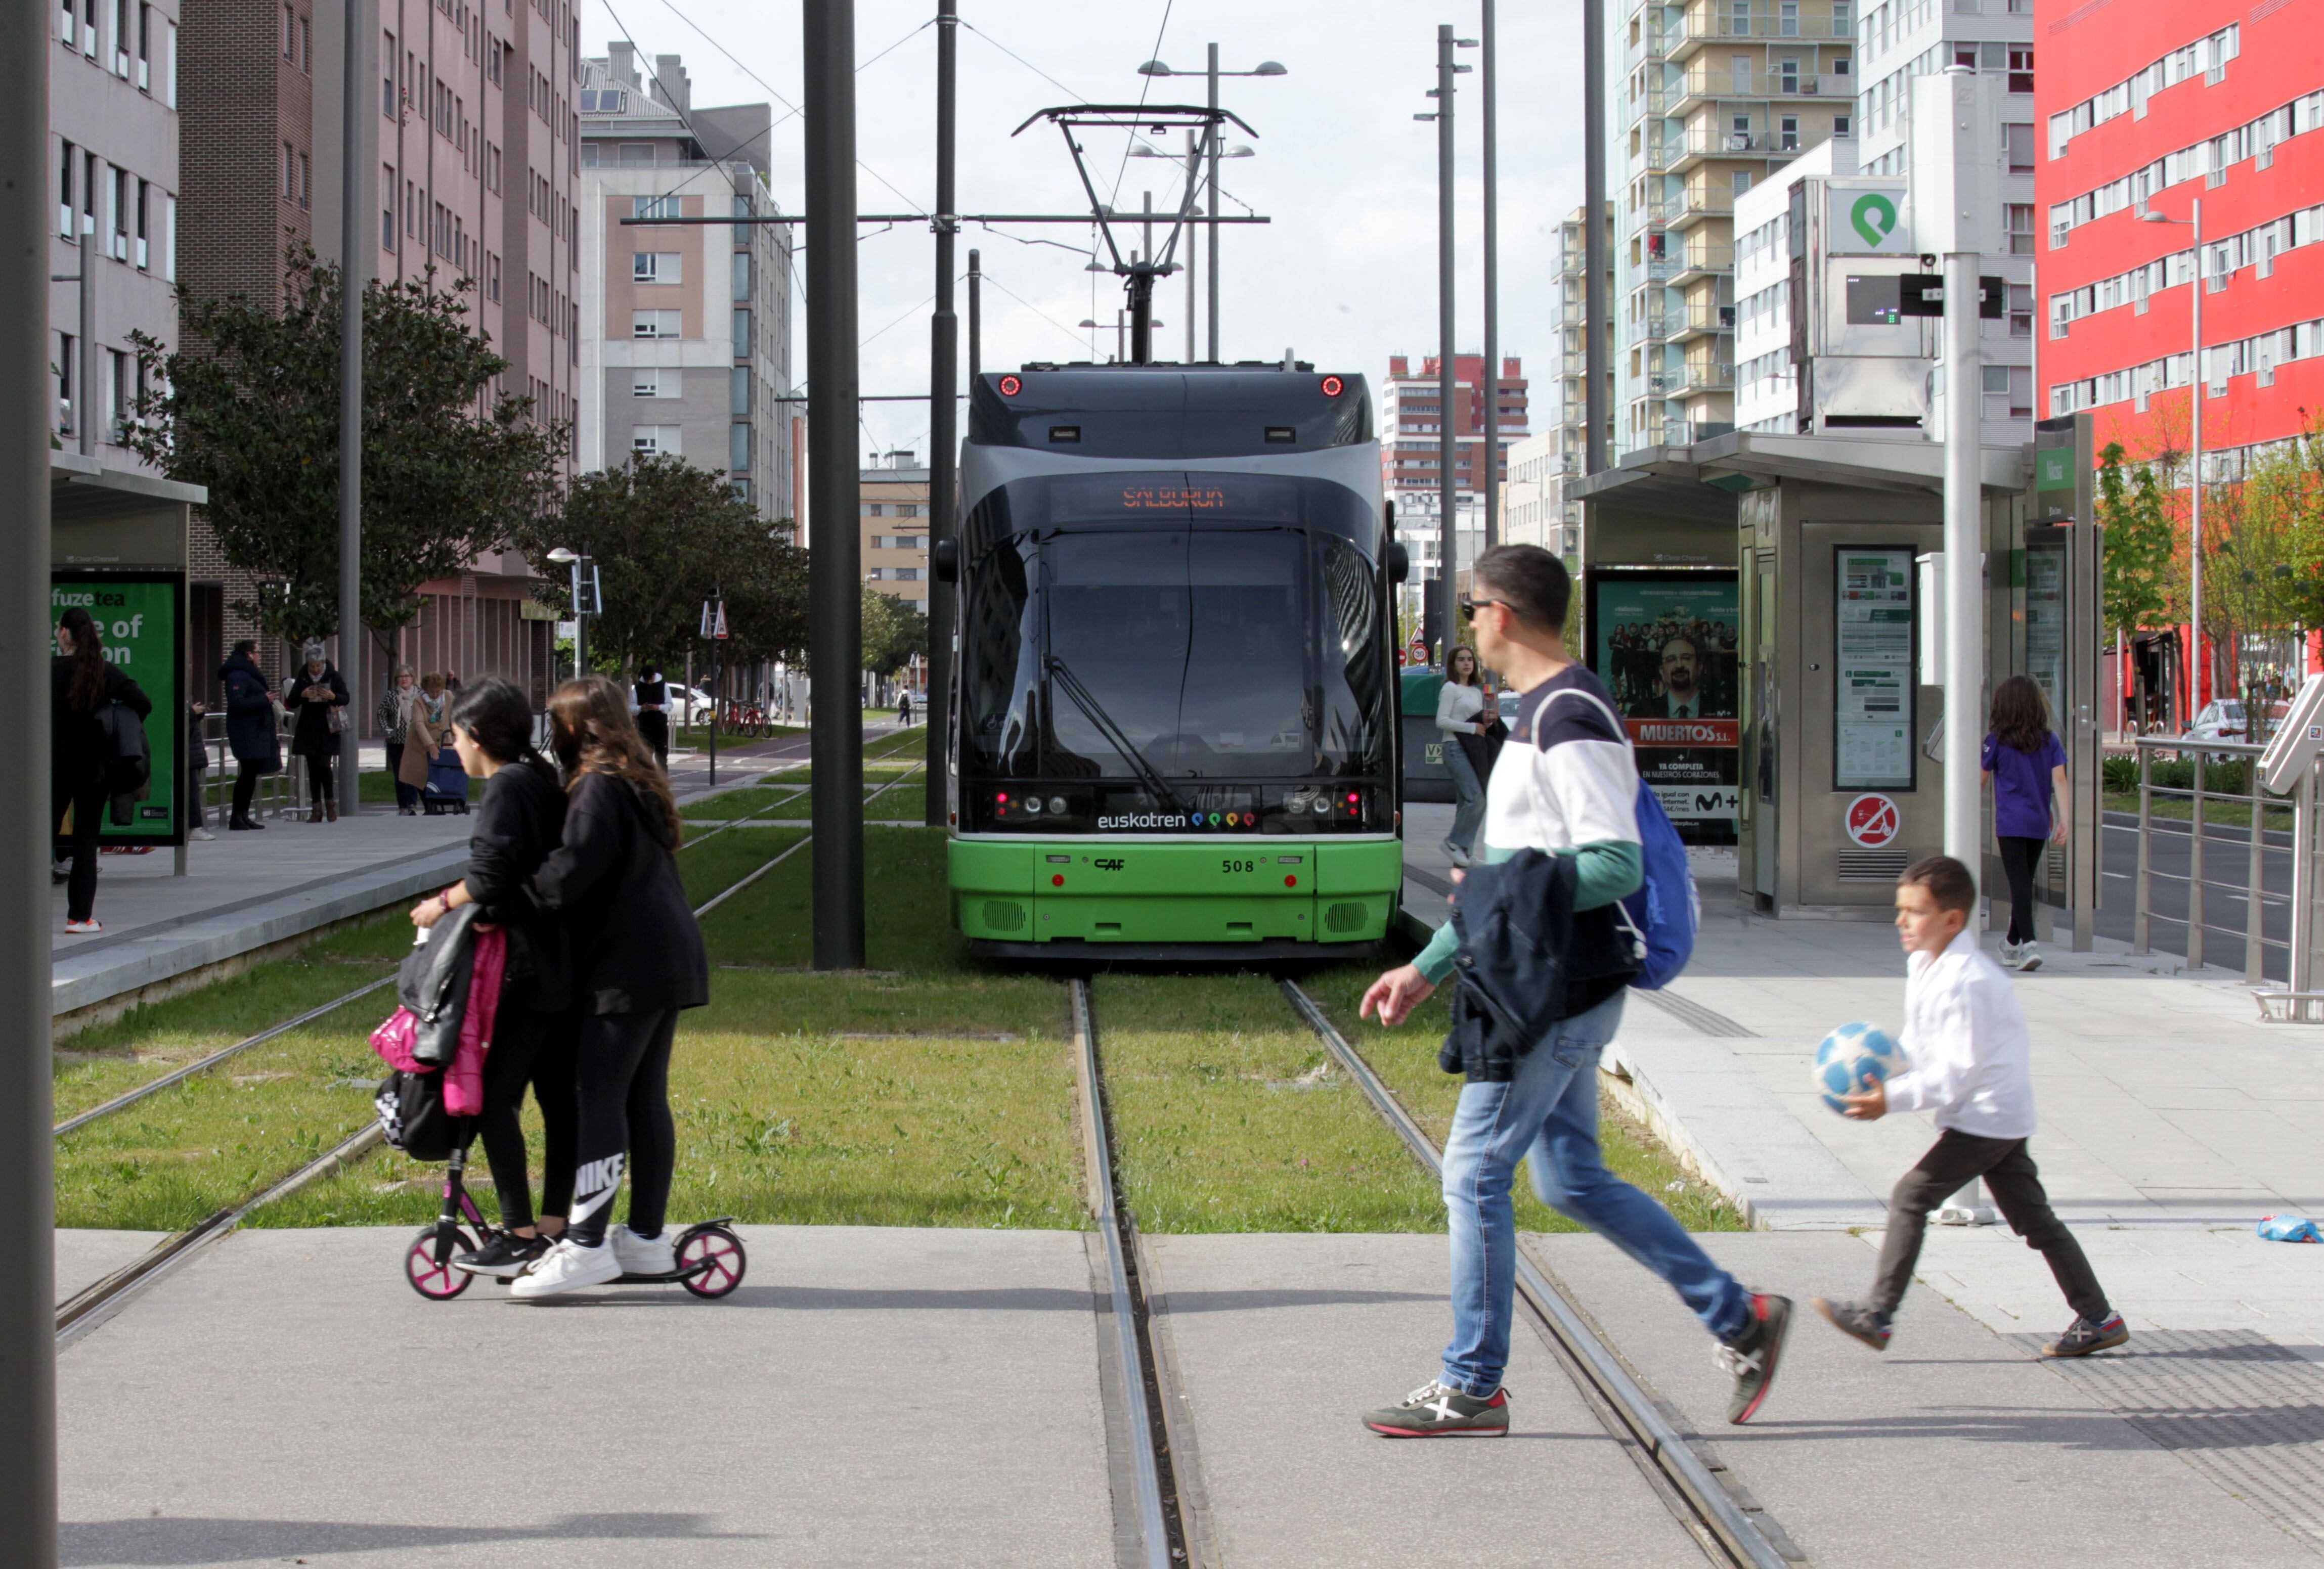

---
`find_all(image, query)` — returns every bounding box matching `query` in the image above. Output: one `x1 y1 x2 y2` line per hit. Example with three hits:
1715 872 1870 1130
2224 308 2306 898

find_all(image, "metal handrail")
2127 735 2292 982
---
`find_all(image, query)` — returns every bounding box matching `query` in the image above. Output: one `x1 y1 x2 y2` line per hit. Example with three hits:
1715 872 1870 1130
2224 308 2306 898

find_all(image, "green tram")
937 364 1408 959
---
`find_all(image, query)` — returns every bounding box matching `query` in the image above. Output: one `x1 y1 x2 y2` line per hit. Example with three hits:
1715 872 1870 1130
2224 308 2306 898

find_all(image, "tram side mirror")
1386 542 1410 585
933 538 959 583
2260 673 2324 793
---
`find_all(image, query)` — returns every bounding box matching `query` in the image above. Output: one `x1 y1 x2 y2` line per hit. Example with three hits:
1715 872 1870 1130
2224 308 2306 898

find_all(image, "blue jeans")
1440 991 1751 1395
1442 737 1486 856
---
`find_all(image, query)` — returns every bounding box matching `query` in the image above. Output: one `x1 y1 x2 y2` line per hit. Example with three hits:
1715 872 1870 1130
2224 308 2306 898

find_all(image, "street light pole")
1 0 60 1536
1480 0 1500 551
2141 199 2205 724
337 0 366 820
1583 0 1608 475
1423 26 1466 661
1186 130 1199 363
805 0 865 969
1207 42 1220 363
924 0 957 827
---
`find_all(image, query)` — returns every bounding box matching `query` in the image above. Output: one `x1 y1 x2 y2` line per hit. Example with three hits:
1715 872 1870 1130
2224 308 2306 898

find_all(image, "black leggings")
51 769 105 923
231 761 264 822
565 1008 678 1247
1997 834 2046 945
476 994 579 1230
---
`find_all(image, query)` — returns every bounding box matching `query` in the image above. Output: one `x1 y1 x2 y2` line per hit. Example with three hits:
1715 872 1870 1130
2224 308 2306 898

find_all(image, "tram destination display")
1586 569 1740 839
1833 547 1916 790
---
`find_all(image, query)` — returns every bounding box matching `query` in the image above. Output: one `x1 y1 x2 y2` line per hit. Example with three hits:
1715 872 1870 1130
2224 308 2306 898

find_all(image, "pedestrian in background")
1434 645 1495 868
898 689 913 727
52 605 151 933
283 642 349 823
632 665 671 771
186 698 214 840
1983 675 2070 973
398 672 449 804
378 665 421 815
220 640 279 831
510 675 709 1299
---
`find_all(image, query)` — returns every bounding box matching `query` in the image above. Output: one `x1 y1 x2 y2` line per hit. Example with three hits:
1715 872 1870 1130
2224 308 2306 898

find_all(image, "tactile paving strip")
2018 1329 2324 1550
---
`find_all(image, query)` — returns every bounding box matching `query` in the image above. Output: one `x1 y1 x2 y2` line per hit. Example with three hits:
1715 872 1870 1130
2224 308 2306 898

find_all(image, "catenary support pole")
1940 70 1982 882
1434 24 1458 660
925 0 957 826
337 0 365 820
2 0 60 1541
968 248 981 378
1206 42 1220 363
806 0 864 968
1480 0 1500 550
1583 0 1608 475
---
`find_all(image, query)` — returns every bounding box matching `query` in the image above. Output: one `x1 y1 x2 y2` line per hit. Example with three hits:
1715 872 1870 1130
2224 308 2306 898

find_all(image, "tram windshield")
960 512 1389 793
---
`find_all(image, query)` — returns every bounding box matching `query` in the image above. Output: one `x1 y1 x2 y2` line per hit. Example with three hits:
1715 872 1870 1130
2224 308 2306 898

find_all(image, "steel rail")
1067 978 1176 1569
1278 978 1797 1569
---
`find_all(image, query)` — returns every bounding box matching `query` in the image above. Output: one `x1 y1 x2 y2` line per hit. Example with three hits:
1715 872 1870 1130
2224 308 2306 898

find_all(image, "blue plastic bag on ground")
2256 1214 2322 1243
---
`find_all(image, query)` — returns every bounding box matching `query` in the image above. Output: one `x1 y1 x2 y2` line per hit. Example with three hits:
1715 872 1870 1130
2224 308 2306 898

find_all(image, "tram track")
1275 977 1802 1569
54 776 919 1346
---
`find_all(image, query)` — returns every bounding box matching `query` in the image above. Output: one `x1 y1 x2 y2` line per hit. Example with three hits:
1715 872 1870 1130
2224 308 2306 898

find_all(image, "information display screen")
50 573 183 844
1832 547 1915 790
1587 569 1741 834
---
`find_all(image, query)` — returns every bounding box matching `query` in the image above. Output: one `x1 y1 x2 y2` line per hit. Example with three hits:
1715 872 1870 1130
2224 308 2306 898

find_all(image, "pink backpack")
370 926 507 1118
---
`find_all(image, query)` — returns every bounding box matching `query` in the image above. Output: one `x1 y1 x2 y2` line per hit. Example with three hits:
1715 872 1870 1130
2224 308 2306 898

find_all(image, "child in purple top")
1982 676 2070 971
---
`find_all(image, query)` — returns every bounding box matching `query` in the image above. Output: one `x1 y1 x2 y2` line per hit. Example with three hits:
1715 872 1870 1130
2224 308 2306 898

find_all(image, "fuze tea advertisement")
52 576 180 842
1590 571 1740 839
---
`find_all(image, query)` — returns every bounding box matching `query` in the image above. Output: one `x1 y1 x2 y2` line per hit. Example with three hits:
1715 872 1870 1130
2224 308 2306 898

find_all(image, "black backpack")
373 1068 458 1162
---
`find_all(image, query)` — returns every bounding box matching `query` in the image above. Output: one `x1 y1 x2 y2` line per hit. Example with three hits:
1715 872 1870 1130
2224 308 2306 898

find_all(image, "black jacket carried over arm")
1439 848 1636 1083
525 771 709 1017
461 758 572 1011
51 658 151 784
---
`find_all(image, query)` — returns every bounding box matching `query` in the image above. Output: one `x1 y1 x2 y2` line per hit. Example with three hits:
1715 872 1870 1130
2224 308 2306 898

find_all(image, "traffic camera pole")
337 0 365 822
1 0 61 1541
806 0 865 968
925 0 958 826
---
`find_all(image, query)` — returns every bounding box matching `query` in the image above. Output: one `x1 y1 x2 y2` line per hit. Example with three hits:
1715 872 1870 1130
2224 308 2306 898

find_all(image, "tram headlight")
1048 796 1067 815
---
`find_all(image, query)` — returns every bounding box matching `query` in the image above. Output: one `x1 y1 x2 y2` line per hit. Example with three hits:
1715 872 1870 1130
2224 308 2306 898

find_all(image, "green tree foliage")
126 247 566 656
2095 440 2180 641
859 587 929 677
507 453 806 676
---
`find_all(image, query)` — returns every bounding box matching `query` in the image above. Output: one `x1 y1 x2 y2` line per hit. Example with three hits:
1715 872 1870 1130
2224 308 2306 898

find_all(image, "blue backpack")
1545 688 1699 991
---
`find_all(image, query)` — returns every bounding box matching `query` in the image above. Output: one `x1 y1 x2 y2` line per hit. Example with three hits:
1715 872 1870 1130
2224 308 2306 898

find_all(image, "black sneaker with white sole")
453 1229 549 1278
1362 1378 1511 1437
1716 1293 1792 1424
2043 1313 2128 1358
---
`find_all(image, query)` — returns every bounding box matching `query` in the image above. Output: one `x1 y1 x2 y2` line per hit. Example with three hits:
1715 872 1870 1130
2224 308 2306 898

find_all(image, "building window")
299 154 310 211
107 166 126 259
631 425 681 456
2005 204 2035 255
2008 47 2033 94
732 308 751 354
110 0 127 74
632 195 679 220
729 422 750 472
1834 115 1851 137
57 140 73 237
299 15 309 70
486 252 500 300
80 0 94 58
2005 123 2033 174
732 251 752 300
898 504 919 518
105 348 127 441
135 2 148 88
865 503 886 517
632 251 681 283
2008 282 2033 337
730 366 750 414
281 3 293 59
134 177 147 268
631 309 682 338
384 31 397 115
163 193 174 282
633 368 674 397
1778 115 1799 151
730 478 753 508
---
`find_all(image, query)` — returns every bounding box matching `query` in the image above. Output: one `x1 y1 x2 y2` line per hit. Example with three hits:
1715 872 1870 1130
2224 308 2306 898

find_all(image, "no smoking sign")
1845 793 1901 848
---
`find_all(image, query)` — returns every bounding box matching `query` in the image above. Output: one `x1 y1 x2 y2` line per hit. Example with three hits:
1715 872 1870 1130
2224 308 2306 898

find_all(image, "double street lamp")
1135 50 1286 361
2141 199 2207 722
545 547 599 678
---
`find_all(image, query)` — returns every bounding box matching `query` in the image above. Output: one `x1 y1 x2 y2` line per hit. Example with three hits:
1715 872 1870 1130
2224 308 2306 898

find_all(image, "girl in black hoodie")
408 678 581 1278
510 676 708 1298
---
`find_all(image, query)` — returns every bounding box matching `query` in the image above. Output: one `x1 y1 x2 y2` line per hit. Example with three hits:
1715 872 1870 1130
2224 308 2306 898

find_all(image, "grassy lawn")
1098 973 1446 1233
2102 792 2291 832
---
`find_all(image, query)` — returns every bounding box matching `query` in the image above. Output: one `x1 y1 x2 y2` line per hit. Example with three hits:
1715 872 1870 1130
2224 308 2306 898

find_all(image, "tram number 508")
1221 859 1256 874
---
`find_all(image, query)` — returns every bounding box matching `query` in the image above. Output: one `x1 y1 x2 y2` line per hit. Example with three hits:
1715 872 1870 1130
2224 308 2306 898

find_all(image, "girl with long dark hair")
408 678 581 1276
1434 644 1496 866
1983 675 2070 971
51 605 151 932
508 676 708 1297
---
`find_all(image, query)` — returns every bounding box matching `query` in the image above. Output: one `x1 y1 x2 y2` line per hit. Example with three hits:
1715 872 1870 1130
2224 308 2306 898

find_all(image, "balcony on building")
1667 181 1734 232
1670 125 1796 176
1671 239 1735 285
1675 67 1830 117
1667 6 1850 65
1672 300 1737 345
1674 358 1737 396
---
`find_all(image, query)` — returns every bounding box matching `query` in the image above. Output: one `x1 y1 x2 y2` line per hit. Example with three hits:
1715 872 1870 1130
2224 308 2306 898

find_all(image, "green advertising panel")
51 574 182 843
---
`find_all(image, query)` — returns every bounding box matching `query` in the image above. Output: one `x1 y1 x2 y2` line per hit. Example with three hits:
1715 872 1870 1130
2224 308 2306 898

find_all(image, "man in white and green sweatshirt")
1357 545 1791 1438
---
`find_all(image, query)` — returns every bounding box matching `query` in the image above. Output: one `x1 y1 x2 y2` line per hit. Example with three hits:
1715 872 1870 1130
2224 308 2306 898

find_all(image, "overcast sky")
581 0 1589 463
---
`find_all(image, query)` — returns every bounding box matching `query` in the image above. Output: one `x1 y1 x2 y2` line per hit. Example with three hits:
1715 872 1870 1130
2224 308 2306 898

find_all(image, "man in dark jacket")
1355 546 1792 1438
218 642 280 830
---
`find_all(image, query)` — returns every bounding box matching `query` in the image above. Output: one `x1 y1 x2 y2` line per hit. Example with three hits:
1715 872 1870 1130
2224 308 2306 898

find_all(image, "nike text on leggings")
563 1007 680 1249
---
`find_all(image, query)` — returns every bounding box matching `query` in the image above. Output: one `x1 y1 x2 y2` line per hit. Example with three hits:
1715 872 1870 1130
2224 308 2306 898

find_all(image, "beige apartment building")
1616 0 1856 449
861 451 929 612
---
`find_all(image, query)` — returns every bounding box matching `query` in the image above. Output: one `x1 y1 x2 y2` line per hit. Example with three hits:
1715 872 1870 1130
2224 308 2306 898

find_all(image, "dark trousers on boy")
1873 1129 2110 1322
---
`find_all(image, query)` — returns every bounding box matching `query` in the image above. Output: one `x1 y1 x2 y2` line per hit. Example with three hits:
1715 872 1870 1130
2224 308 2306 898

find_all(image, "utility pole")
924 0 957 827
1427 25 1462 660
806 0 864 968
1583 0 1608 474
1480 0 1500 550
968 248 981 378
337 0 366 820
1206 42 1220 363
2 0 60 1541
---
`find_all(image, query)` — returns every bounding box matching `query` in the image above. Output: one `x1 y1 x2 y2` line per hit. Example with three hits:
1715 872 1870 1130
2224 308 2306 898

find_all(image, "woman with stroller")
510 676 708 1298
377 665 422 815
408 678 581 1277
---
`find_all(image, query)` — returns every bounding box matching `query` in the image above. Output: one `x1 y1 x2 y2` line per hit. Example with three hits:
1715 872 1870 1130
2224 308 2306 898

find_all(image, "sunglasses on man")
1458 599 1510 623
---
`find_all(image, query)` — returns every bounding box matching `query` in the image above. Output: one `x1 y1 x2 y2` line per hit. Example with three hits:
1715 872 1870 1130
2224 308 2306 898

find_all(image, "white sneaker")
1442 842 1472 868
189 827 216 841
2015 943 2042 973
611 1225 677 1278
507 1237 621 1298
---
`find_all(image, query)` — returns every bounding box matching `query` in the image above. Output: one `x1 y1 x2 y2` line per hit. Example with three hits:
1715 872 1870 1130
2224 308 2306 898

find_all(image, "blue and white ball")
1814 1021 1903 1114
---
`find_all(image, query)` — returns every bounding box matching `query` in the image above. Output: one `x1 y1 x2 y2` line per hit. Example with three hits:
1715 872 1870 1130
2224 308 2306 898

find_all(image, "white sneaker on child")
508 1237 621 1297
611 1225 677 1277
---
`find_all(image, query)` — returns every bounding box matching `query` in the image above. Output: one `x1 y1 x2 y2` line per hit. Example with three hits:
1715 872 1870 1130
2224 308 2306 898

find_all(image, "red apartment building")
1380 354 1529 496
2037 0 2324 708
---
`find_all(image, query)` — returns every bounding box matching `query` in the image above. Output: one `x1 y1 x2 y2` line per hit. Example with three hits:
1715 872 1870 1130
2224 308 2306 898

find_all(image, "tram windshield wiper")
1043 653 1192 816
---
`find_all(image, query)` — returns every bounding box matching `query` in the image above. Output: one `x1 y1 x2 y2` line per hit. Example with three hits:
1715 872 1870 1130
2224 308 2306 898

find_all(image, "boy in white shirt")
1813 854 2128 1359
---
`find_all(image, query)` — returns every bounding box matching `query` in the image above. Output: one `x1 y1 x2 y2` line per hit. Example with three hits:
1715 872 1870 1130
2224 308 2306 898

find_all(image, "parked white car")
2182 698 2249 746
